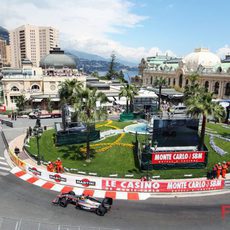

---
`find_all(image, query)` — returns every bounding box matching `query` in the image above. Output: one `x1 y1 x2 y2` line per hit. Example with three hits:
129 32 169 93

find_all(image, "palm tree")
15 95 27 112
77 88 108 160
58 79 83 123
154 77 167 110
58 79 83 106
119 83 138 113
184 76 225 150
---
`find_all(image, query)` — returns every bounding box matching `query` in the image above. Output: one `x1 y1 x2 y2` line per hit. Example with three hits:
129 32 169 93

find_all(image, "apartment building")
10 25 59 68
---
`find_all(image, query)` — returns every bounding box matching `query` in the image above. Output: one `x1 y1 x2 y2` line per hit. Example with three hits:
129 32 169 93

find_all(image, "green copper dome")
40 47 76 69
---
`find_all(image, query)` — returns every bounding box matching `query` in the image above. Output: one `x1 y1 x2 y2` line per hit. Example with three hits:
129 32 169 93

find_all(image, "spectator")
14 146 20 156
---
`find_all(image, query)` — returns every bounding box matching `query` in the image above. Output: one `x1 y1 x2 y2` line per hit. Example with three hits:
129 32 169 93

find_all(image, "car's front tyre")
96 206 106 216
59 197 68 207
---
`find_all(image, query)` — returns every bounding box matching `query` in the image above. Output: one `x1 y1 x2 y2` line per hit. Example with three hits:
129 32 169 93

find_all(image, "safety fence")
0 130 9 150
0 119 13 128
0 216 120 230
3 131 228 194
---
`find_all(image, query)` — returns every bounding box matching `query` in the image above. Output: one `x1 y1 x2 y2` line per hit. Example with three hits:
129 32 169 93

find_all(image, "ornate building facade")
1 47 85 110
139 48 230 99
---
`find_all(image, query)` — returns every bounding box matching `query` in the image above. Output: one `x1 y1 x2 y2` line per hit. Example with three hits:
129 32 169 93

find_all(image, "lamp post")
146 137 152 181
33 125 43 165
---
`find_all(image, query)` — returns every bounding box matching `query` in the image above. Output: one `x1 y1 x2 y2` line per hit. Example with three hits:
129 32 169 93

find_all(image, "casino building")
0 47 86 110
139 48 230 99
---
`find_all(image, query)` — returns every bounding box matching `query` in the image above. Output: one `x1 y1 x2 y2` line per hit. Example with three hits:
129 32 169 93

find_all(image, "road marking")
0 161 9 166
0 166 11 171
0 157 5 160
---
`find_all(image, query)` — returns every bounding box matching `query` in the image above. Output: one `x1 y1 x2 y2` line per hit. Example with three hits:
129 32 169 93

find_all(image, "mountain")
0 26 9 44
67 49 138 74
66 49 138 66
66 49 108 61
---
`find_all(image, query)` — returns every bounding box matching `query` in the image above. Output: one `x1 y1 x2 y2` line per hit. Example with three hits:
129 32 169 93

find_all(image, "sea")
98 70 139 83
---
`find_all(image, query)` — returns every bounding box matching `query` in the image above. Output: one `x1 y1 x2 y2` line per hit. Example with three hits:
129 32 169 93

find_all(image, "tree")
15 95 27 112
77 88 108 160
58 79 83 106
46 96 53 113
119 83 138 113
105 52 118 80
91 71 99 78
184 75 225 150
58 79 83 123
154 77 167 110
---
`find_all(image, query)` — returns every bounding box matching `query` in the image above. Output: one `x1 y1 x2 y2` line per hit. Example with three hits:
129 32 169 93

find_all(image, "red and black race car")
52 191 113 216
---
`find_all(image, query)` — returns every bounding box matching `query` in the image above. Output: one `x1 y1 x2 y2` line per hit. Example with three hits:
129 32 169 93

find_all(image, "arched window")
168 78 171 85
31 84 40 91
214 82 219 94
185 79 189 85
150 76 153 85
204 81 209 92
179 74 183 88
173 78 176 86
11 86 19 91
225 82 230 96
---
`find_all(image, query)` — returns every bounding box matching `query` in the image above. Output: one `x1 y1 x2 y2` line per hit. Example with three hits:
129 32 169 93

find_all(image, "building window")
179 74 183 88
173 78 176 86
204 81 209 92
225 83 230 96
150 76 153 85
185 79 189 85
11 86 19 91
31 84 40 92
168 78 171 85
214 82 219 94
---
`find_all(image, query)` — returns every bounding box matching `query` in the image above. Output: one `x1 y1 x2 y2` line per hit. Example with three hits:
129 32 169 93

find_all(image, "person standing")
217 163 222 179
222 161 227 179
55 158 63 173
47 161 54 172
212 164 217 179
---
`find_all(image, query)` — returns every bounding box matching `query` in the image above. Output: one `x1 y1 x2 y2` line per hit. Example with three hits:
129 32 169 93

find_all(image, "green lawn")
26 121 230 179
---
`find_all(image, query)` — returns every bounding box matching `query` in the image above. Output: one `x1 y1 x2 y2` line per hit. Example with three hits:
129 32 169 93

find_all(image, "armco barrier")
22 162 225 193
6 145 226 194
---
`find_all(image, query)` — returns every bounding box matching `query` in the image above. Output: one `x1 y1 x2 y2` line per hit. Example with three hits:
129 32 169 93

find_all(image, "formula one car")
52 191 113 216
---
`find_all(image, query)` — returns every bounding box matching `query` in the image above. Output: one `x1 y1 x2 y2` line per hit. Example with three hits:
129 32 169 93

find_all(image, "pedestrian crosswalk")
0 156 11 176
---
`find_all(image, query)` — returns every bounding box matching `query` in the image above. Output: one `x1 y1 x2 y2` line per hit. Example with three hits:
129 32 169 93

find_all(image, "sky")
1 0 230 63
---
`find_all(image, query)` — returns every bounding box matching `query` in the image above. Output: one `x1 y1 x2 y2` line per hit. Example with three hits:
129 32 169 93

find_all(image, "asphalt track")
0 117 230 229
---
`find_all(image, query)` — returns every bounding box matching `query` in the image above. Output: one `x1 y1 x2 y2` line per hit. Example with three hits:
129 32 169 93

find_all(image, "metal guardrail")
0 130 9 150
225 179 230 188
0 119 13 128
0 216 120 230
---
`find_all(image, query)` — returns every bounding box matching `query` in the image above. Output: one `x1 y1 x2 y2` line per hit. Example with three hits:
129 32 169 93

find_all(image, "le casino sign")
152 151 206 164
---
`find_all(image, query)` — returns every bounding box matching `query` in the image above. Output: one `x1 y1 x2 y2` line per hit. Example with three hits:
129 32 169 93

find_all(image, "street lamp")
33 125 43 165
146 137 152 181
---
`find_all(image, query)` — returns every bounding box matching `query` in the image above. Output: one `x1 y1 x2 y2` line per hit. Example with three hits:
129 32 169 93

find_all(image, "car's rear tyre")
96 206 106 216
59 197 68 207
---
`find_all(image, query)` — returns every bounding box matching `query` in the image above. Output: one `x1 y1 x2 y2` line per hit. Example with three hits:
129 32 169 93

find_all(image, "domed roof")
182 48 221 71
40 47 76 69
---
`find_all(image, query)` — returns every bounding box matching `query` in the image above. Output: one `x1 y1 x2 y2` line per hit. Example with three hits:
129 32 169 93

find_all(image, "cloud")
216 45 230 58
0 0 175 62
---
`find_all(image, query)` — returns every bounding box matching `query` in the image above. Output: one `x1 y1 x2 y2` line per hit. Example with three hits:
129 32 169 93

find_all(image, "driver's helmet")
80 195 85 200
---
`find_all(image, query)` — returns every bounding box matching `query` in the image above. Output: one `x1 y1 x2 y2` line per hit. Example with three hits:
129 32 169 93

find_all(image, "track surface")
0 117 230 229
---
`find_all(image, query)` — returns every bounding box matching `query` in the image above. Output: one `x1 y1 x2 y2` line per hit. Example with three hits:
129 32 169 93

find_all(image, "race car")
52 191 113 216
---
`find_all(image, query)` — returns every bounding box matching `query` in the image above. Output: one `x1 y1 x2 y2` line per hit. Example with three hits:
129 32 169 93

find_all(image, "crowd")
208 161 230 179
46 158 64 173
